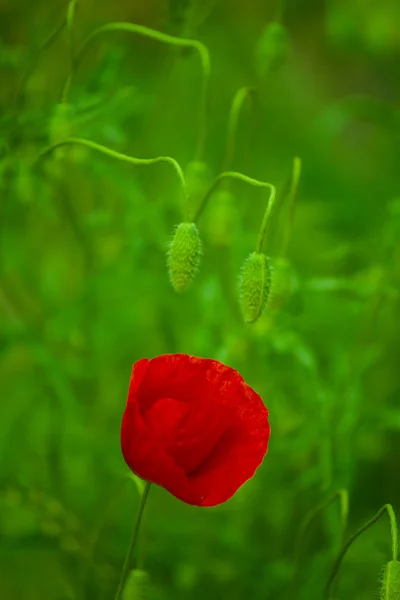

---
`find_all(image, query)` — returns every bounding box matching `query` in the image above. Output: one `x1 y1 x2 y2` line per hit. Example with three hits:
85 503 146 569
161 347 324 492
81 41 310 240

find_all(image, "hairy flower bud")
381 561 400 600
167 222 202 292
239 252 272 323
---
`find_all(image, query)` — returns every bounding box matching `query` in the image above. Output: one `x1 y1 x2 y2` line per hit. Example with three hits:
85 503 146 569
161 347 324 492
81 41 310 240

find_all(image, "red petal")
121 400 200 504
187 387 270 506
126 358 150 405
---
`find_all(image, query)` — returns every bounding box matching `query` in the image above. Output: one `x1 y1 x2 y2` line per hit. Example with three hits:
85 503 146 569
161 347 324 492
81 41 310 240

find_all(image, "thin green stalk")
114 482 151 600
325 503 399 598
292 490 348 593
34 137 188 214
66 0 79 73
223 86 257 172
193 171 276 251
60 22 210 159
280 156 301 258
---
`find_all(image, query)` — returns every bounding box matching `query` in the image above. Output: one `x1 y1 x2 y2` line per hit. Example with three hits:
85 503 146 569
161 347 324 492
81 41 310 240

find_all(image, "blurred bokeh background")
1 0 400 598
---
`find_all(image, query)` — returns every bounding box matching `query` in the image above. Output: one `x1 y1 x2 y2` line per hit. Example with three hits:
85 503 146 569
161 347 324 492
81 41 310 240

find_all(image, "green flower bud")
167 222 202 292
381 561 400 600
255 22 289 79
239 252 272 323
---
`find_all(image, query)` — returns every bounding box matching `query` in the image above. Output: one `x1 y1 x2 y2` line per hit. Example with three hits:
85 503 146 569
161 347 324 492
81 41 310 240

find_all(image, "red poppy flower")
120 354 270 507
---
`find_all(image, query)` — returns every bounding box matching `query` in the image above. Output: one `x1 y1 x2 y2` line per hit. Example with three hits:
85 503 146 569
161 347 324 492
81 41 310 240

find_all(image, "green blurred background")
1 0 400 598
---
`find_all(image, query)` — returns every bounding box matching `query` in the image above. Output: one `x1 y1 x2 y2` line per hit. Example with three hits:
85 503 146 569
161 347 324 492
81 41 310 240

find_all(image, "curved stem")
223 86 257 172
325 503 399 598
280 156 301 259
60 22 210 159
34 137 188 209
255 183 276 254
114 482 151 600
193 170 276 247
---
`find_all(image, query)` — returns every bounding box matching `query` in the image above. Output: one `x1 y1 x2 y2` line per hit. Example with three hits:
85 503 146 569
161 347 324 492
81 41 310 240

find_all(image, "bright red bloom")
121 354 270 507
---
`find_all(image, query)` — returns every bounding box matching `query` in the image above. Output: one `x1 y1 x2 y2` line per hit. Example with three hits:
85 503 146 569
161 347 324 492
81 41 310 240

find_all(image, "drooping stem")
34 137 188 214
255 183 277 253
60 22 210 159
193 170 276 246
325 503 399 598
292 489 348 592
280 156 301 259
114 482 151 600
222 86 257 172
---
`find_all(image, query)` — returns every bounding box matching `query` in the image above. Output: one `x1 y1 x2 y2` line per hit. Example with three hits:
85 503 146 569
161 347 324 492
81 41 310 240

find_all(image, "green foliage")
0 0 400 599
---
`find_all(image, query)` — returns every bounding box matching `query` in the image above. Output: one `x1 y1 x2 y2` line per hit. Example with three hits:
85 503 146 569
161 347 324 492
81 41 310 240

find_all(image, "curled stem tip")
193 170 276 239
60 21 210 157
223 86 257 172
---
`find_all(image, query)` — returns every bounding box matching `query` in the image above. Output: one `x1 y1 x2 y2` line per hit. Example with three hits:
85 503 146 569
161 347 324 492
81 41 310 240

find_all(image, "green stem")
292 490 348 593
193 171 276 250
66 0 79 74
34 137 188 209
223 86 257 172
60 22 210 159
280 156 301 259
114 482 151 600
325 503 399 598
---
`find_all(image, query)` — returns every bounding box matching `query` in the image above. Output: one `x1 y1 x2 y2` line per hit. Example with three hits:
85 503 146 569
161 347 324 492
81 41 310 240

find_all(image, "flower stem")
280 156 301 259
324 503 399 598
34 136 188 209
114 482 151 600
66 0 78 75
222 86 257 172
60 22 210 159
193 170 276 246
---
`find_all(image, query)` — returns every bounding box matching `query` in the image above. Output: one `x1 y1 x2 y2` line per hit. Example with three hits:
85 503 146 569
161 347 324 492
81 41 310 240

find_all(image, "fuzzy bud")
167 222 202 292
381 561 400 600
239 252 272 323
